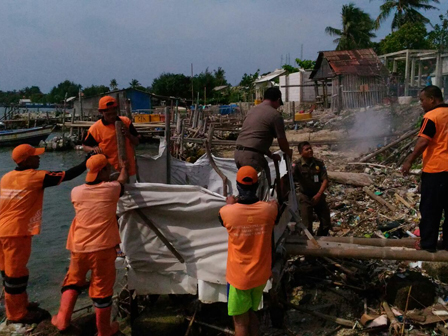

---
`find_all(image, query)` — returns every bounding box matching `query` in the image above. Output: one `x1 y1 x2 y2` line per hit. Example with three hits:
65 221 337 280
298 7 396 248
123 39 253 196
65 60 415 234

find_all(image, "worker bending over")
83 96 139 181
52 154 127 335
293 141 331 236
219 166 278 336
0 144 87 324
235 87 291 186
402 85 448 252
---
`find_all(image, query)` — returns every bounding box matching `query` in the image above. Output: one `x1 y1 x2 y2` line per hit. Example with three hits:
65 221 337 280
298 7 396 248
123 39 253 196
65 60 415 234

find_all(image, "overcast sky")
0 0 446 92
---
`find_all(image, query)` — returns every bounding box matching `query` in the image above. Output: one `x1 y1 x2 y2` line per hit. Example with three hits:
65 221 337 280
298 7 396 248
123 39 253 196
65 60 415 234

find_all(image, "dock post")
165 107 171 184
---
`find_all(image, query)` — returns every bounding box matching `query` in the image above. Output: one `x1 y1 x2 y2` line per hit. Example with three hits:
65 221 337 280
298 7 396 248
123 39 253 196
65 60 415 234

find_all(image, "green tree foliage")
47 80 82 104
428 10 448 51
83 85 110 98
326 3 376 51
239 70 260 102
375 0 439 31
109 79 118 91
151 73 191 97
129 79 141 89
379 22 431 54
295 59 316 69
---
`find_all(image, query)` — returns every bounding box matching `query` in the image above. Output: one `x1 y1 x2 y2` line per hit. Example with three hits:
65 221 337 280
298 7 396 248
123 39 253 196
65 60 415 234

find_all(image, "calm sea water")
0 136 158 313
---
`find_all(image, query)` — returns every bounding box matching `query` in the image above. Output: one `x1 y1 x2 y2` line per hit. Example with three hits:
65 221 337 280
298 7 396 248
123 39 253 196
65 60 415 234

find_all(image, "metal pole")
165 107 171 184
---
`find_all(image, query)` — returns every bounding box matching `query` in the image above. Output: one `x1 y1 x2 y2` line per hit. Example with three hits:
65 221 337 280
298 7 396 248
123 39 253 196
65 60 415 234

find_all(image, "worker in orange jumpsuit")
52 154 127 336
82 96 139 182
0 144 87 324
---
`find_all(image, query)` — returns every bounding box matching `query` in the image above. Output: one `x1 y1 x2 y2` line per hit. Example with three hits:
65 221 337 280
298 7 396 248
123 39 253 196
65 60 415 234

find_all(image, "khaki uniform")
235 104 287 185
293 157 331 236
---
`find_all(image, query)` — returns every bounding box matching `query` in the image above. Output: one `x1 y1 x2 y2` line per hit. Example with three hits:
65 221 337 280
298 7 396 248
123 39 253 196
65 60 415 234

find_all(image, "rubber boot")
96 306 119 336
51 289 78 331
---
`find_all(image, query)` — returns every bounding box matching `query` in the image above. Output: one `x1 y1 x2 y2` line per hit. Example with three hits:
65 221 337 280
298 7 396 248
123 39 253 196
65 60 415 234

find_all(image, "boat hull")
0 126 53 147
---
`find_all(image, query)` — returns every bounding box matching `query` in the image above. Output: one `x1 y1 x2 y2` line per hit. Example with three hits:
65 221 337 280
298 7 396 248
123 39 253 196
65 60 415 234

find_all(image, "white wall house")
279 70 315 103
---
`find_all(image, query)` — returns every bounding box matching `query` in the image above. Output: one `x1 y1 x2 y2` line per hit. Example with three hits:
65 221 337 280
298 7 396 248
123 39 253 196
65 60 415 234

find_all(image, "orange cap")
236 166 258 185
12 144 45 164
98 96 118 111
86 154 109 182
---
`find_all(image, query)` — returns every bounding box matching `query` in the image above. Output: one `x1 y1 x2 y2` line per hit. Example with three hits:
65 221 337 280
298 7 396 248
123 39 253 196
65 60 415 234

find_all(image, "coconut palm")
129 79 141 89
375 0 439 31
109 79 118 91
326 3 376 51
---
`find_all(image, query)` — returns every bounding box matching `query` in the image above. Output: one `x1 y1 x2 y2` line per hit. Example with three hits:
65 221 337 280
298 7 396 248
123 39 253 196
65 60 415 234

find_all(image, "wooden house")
310 49 389 112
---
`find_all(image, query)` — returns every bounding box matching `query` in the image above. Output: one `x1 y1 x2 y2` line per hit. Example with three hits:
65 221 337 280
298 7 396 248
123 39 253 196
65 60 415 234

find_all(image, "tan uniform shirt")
293 157 328 197
236 104 286 154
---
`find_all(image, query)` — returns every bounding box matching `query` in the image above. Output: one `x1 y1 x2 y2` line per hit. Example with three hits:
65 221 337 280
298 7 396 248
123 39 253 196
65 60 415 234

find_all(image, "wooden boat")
0 125 54 147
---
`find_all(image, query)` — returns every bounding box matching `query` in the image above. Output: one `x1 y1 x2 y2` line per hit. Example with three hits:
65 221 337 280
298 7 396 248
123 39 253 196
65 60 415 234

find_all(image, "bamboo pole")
285 244 448 262
287 236 419 248
359 129 418 162
363 186 397 212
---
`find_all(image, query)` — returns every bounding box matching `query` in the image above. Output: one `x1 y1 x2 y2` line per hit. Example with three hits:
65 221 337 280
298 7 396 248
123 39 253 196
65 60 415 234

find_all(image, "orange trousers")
0 236 32 321
62 248 116 300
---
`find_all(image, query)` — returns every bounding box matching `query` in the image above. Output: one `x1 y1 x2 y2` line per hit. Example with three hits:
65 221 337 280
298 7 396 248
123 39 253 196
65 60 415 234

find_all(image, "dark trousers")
234 149 271 186
419 172 448 250
298 193 331 236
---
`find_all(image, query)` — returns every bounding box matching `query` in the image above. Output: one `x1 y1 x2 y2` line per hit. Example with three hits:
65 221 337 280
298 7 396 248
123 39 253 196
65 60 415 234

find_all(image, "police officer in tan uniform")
293 141 331 236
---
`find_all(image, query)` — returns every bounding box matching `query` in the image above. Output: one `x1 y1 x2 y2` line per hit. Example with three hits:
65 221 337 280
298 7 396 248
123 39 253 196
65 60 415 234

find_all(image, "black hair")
237 181 259 192
421 85 443 101
263 87 282 101
298 141 311 153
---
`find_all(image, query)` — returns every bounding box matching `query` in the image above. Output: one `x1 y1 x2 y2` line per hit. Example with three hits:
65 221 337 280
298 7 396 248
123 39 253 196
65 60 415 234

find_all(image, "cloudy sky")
0 0 445 92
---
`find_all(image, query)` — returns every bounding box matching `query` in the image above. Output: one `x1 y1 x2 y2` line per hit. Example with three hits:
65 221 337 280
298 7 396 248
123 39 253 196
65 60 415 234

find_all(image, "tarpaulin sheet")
117 141 290 302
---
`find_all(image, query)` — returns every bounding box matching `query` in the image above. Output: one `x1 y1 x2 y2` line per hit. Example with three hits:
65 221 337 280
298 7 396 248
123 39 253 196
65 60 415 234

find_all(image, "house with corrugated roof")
310 48 389 112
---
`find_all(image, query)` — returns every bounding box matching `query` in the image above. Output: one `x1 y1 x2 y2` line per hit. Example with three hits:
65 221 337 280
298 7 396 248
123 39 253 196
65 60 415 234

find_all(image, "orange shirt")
86 116 136 176
67 181 122 253
219 201 277 290
418 105 448 173
0 170 50 237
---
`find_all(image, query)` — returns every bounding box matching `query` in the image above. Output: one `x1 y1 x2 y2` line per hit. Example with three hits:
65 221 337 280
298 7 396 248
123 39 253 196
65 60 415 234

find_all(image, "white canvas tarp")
117 142 290 303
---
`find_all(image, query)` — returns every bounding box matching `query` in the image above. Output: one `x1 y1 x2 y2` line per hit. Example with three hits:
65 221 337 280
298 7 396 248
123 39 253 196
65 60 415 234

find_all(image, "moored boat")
0 125 54 147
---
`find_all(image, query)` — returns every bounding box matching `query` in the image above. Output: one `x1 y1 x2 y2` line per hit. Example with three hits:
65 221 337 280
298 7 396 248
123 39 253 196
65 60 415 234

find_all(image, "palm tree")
110 79 118 91
129 79 141 89
326 3 376 51
375 0 439 31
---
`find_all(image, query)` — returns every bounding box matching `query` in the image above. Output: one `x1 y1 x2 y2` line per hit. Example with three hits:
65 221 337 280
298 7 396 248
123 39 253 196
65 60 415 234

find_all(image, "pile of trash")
39 133 78 151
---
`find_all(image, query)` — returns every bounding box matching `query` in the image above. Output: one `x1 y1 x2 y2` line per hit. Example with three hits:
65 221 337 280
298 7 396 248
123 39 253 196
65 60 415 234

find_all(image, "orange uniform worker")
82 96 139 180
52 154 127 336
402 86 448 251
0 144 87 324
219 166 278 336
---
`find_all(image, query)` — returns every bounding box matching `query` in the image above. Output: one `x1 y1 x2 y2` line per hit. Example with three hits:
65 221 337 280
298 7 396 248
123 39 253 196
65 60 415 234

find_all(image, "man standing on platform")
293 141 331 236
235 87 291 186
219 166 278 336
402 85 448 252
0 144 87 324
83 96 139 182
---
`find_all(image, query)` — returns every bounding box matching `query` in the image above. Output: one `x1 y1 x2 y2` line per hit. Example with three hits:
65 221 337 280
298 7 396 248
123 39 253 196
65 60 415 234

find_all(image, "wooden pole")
204 125 228 197
358 128 418 162
79 89 84 121
363 186 397 212
165 107 171 184
62 92 67 147
27 110 30 129
404 50 410 96
125 98 132 120
115 120 128 181
135 208 184 263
